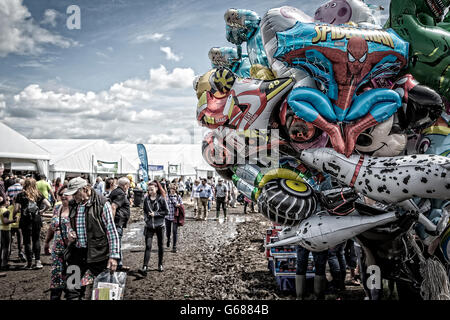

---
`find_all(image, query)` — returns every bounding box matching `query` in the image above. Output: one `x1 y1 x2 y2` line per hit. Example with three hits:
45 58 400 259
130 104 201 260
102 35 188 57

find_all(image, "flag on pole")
137 144 149 182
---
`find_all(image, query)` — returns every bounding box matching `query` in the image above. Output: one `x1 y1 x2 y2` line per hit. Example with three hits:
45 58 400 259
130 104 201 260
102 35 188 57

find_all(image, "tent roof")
112 144 213 175
0 122 50 160
32 139 136 174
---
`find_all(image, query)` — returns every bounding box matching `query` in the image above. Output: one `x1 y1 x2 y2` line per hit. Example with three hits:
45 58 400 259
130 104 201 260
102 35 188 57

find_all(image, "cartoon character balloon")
195 2 450 300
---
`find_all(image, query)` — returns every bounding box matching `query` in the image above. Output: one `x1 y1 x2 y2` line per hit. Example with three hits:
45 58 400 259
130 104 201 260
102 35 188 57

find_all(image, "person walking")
197 179 212 221
44 185 76 300
14 178 51 269
9 195 25 262
0 197 16 271
138 178 148 192
36 174 55 204
295 246 329 300
177 178 185 198
139 181 168 276
93 177 105 196
53 177 63 196
166 184 182 253
328 242 347 293
0 163 7 208
190 179 201 219
214 179 228 220
6 178 23 202
109 177 131 271
103 177 115 198
63 177 120 300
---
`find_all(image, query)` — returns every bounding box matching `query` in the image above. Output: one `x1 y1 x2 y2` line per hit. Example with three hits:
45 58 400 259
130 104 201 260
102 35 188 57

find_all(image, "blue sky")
0 0 390 143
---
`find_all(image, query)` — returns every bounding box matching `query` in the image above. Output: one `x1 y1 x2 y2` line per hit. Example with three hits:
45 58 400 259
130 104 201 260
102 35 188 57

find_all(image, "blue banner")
149 165 164 171
137 144 149 182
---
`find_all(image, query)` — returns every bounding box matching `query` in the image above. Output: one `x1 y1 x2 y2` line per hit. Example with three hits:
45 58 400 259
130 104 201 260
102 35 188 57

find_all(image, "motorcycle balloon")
257 178 317 226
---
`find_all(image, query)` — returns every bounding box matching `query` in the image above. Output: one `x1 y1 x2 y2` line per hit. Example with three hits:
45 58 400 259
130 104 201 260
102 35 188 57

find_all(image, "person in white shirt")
190 179 201 219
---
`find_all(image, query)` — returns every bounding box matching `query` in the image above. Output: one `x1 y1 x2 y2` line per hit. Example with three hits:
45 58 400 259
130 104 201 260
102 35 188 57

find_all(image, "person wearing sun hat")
64 177 121 300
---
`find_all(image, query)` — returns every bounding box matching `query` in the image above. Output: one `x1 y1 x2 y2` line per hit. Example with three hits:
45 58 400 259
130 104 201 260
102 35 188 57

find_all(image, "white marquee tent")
32 139 137 183
0 122 50 176
112 144 215 180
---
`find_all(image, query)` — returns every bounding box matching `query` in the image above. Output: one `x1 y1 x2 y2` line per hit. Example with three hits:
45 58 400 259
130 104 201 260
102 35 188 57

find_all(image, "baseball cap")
64 177 87 195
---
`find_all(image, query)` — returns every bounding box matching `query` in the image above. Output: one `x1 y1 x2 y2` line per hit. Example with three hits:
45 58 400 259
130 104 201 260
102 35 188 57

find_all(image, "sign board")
149 165 164 171
169 164 179 174
96 160 118 173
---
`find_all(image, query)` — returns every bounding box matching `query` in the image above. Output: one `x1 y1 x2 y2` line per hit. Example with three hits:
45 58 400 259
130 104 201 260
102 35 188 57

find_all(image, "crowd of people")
0 161 250 299
0 162 365 300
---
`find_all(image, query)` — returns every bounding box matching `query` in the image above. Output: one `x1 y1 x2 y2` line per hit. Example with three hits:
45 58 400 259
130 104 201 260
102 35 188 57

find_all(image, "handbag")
58 207 75 263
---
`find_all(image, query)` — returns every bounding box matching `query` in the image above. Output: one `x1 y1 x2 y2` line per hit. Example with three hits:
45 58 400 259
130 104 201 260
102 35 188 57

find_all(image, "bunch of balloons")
194 0 450 299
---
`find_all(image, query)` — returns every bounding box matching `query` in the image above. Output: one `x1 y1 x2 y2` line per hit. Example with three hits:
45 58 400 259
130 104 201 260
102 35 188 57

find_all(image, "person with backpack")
13 178 51 269
138 181 168 276
166 184 183 253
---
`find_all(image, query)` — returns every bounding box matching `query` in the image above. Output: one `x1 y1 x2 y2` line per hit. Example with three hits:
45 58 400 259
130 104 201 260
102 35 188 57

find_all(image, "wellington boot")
313 275 327 300
295 275 306 300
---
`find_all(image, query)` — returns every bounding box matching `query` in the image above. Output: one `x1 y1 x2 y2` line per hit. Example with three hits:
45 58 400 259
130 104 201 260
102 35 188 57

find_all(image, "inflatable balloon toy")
196 67 294 130
224 8 269 68
194 4 450 300
275 21 409 156
208 47 251 78
386 0 450 100
314 0 378 27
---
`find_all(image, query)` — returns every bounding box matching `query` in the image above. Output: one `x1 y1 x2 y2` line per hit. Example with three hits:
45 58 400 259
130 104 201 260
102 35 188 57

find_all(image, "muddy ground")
0 200 366 300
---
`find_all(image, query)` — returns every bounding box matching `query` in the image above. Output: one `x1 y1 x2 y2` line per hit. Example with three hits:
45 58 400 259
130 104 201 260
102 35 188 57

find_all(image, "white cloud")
0 0 76 57
133 32 170 43
2 65 198 143
16 60 45 68
160 46 182 62
96 51 109 59
41 9 59 27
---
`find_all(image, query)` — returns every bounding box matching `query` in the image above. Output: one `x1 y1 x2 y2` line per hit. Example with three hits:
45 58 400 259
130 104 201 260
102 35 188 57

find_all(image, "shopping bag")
91 270 127 300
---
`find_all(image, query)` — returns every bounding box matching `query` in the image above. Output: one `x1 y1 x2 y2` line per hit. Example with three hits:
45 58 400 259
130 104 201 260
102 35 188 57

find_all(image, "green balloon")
386 0 450 100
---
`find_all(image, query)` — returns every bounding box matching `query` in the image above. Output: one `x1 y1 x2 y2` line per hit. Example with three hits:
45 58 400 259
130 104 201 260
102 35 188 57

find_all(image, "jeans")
328 242 347 274
9 228 23 257
21 216 42 263
116 225 124 267
344 239 358 269
1 230 10 267
244 201 255 214
165 219 178 249
143 226 164 266
64 247 108 300
216 197 227 218
296 246 328 276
